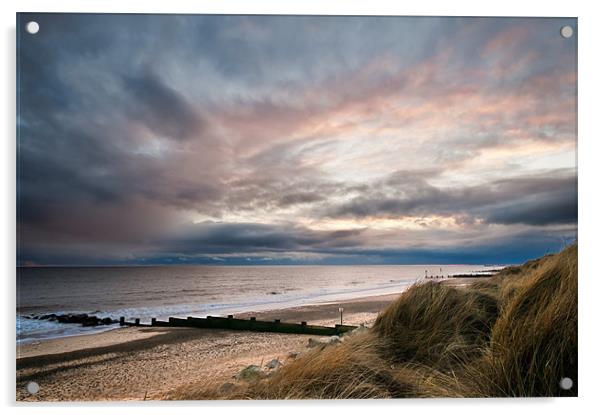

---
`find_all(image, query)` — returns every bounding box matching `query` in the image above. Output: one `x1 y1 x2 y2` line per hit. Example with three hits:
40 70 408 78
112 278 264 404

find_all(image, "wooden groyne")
424 269 504 279
119 315 358 336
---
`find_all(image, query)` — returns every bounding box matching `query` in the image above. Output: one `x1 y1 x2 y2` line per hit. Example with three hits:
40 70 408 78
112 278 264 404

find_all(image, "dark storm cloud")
18 221 575 266
17 15 228 245
484 189 577 226
164 222 366 254
122 71 204 141
155 223 573 266
307 228 575 265
326 170 577 226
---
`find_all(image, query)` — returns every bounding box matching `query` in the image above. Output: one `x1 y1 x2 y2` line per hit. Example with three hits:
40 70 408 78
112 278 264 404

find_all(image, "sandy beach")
16 292 401 401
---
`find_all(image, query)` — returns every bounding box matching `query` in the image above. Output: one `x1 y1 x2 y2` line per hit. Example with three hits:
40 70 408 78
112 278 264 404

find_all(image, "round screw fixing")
26 21 39 34
560 25 573 39
559 377 573 390
26 381 40 395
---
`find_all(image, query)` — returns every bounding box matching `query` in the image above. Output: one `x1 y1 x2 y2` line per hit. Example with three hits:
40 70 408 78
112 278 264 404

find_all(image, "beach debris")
237 365 263 381
266 359 282 369
287 351 300 359
307 336 341 348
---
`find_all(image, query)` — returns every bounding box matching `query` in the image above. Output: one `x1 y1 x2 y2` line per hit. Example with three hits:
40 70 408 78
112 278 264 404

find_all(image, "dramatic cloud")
163 222 367 254
122 71 205 142
325 169 577 226
17 14 577 265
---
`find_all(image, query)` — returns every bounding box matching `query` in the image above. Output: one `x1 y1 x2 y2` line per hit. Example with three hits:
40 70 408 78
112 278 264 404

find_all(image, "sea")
16 264 500 343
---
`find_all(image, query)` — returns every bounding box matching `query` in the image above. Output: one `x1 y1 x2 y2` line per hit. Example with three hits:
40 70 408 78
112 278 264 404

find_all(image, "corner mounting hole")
26 381 40 395
560 25 573 39
559 377 573 390
26 21 39 35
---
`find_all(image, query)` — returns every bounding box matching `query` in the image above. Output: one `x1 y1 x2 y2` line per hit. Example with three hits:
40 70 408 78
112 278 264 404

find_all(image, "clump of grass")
466 244 577 397
373 281 498 370
173 244 577 399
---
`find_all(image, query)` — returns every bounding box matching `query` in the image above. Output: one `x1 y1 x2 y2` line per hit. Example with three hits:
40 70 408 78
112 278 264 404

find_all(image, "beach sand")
16 277 486 402
16 292 400 401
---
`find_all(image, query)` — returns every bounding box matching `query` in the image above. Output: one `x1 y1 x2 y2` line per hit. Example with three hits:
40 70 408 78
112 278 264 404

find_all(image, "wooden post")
250 317 256 321
119 317 125 326
135 318 140 326
301 321 307 326
228 315 234 319
151 318 156 325
275 319 280 323
339 307 344 325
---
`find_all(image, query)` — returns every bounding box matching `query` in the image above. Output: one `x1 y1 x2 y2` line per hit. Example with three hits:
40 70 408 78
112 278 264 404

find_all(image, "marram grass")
172 244 577 399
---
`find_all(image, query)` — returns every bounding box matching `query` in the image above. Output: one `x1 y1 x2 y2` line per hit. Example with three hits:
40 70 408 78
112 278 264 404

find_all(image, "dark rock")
266 359 282 369
69 314 89 324
42 312 119 327
81 316 98 326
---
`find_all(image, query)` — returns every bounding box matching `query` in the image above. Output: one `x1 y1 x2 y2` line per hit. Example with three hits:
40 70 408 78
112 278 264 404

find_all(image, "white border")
2 0 585 17
2 1 601 414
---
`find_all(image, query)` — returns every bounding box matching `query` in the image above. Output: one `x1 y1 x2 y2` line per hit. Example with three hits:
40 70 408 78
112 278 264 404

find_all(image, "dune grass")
172 244 577 399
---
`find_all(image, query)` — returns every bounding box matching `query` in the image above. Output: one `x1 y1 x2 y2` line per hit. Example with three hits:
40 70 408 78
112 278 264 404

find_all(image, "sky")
17 14 577 266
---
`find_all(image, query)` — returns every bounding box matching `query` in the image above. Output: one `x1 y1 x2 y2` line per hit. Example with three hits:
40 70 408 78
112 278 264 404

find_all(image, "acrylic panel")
16 13 577 401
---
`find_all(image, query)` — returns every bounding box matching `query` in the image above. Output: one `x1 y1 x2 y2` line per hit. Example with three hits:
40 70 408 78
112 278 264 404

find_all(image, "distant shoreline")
17 263 510 268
